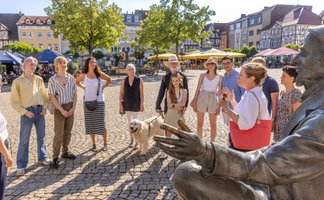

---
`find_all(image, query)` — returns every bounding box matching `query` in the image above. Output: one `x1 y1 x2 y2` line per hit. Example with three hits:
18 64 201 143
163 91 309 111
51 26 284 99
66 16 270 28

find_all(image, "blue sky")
0 0 323 22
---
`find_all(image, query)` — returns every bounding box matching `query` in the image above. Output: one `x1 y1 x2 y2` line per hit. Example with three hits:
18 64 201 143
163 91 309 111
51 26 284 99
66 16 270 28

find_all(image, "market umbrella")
264 47 299 56
147 53 176 60
37 49 63 64
254 49 273 57
0 51 23 65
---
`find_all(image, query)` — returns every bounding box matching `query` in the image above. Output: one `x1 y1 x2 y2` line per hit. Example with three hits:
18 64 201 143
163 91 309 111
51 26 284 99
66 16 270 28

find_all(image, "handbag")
230 91 271 150
85 78 100 111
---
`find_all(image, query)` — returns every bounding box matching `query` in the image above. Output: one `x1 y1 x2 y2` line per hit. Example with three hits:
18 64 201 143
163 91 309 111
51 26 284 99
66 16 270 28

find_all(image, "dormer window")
134 15 139 22
127 15 132 22
47 19 52 25
26 19 31 24
36 19 41 24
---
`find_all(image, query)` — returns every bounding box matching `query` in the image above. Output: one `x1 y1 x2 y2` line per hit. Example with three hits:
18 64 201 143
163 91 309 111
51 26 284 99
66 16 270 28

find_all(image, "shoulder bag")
84 78 100 111
230 91 272 150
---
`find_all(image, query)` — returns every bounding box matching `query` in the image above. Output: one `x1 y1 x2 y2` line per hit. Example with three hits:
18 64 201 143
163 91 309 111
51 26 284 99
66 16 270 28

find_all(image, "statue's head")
292 25 324 89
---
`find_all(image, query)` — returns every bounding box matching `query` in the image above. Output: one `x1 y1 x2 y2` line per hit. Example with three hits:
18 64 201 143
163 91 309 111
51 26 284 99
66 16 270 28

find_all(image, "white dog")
129 115 165 155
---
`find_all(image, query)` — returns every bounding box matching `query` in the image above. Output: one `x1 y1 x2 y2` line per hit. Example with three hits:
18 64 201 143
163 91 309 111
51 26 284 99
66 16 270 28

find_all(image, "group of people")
0 52 302 199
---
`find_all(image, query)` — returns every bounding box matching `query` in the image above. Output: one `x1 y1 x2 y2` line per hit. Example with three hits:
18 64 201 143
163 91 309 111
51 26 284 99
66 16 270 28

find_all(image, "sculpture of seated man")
154 25 324 200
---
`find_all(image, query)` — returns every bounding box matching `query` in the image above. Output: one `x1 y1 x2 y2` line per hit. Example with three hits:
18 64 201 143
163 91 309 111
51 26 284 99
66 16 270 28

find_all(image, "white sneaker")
39 159 51 166
16 168 25 176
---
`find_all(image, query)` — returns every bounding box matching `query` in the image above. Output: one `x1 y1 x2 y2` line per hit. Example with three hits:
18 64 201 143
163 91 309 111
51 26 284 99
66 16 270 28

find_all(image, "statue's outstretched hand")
154 119 206 162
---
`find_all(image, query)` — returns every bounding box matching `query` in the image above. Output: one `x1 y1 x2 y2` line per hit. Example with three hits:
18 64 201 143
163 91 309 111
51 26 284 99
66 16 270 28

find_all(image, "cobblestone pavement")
1 69 291 200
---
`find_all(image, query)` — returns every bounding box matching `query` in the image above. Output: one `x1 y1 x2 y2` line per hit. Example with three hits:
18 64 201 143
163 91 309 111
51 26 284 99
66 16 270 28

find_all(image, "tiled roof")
0 13 22 40
16 16 52 26
280 7 321 26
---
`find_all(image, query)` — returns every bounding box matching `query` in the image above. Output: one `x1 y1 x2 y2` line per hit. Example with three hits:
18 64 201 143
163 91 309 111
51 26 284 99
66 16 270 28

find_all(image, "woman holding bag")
76 57 112 151
219 62 270 151
190 56 222 142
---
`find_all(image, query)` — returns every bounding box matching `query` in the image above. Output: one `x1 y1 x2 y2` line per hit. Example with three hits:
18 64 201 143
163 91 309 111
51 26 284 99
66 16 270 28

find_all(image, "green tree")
249 46 258 57
45 0 125 56
160 0 215 56
67 60 80 74
137 4 171 64
284 43 300 51
4 42 35 55
93 50 105 60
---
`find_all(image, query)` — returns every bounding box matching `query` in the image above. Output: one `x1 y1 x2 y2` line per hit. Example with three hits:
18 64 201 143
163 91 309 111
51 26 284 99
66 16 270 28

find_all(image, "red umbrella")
264 47 299 56
255 49 273 57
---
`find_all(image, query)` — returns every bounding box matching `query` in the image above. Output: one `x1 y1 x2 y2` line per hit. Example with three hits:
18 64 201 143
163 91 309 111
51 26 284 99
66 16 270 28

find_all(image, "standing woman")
48 56 77 169
119 64 144 147
0 112 13 199
219 62 270 151
76 57 112 151
10 57 51 176
190 57 222 142
273 66 302 142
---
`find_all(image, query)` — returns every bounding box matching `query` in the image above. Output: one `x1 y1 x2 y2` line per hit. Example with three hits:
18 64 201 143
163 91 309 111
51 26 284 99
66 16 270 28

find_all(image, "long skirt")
84 101 106 135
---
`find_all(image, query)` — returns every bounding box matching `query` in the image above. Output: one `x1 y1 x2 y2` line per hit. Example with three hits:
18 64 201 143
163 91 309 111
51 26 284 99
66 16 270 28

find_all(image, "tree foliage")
45 0 126 56
160 0 215 56
224 45 258 57
4 42 40 55
284 43 301 51
93 50 105 60
137 4 171 59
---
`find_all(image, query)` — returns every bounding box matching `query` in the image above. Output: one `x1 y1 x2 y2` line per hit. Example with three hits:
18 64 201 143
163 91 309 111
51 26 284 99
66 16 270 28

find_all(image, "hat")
204 56 218 68
163 55 179 67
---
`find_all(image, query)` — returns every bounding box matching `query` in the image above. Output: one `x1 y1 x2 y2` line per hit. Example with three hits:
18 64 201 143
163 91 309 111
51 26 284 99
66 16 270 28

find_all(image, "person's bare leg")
209 113 217 142
197 112 205 139
160 130 170 159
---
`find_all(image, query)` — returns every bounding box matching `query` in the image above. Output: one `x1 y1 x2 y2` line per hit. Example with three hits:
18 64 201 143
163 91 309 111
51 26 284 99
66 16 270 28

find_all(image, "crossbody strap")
250 91 261 124
96 77 100 97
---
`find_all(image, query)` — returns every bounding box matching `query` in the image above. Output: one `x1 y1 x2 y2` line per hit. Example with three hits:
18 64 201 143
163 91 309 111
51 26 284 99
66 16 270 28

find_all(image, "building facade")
260 6 321 49
16 16 61 52
0 13 22 50
112 10 148 54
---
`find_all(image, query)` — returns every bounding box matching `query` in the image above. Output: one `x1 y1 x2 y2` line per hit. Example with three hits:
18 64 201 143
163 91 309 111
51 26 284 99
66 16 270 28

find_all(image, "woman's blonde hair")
126 63 136 74
54 56 68 72
242 62 267 86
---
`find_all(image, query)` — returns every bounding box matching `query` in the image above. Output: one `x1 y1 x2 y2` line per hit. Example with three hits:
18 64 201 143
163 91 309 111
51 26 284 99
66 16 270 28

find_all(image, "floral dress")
273 88 302 141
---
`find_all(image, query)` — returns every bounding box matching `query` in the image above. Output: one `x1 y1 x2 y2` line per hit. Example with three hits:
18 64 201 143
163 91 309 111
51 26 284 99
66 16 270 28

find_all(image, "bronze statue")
154 25 324 200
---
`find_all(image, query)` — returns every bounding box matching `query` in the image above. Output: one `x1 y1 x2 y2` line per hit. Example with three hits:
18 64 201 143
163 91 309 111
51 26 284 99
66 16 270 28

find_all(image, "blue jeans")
16 106 47 169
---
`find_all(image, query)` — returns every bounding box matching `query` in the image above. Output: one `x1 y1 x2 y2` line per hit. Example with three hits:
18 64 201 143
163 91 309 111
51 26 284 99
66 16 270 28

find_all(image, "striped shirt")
48 74 76 105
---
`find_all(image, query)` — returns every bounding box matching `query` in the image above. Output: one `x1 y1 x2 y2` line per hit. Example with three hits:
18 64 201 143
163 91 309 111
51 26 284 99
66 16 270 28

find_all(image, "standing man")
252 57 279 128
10 57 51 176
155 55 189 159
220 56 245 126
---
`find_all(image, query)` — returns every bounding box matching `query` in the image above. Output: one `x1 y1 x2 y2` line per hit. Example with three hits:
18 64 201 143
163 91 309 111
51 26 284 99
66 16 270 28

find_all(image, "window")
249 18 255 26
256 41 260 46
230 24 235 30
235 23 241 29
36 19 41 24
22 32 27 38
257 17 261 23
249 30 254 36
249 42 253 46
38 32 42 38
28 32 33 38
257 29 261 35
47 19 52 25
127 15 132 22
47 32 52 39
26 19 31 24
134 15 140 22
